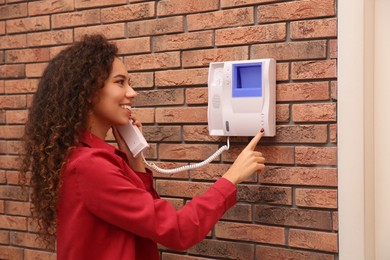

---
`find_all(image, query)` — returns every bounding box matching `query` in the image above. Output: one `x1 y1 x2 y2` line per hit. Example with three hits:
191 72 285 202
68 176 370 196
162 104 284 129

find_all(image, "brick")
0 34 27 49
0 3 27 19
238 184 292 205
183 125 228 143
27 30 73 47
330 40 337 59
28 0 73 16
25 63 48 78
0 80 4 94
7 170 27 185
216 23 286 46
183 47 248 68
264 125 328 143
4 79 38 94
159 144 219 162
24 249 56 260
292 60 337 80
6 16 50 34
0 171 5 182
276 62 289 81
142 126 181 142
216 221 284 245
333 212 338 231
190 163 231 180
155 68 208 87
6 141 23 154
330 124 337 143
291 18 337 40
256 245 334 260
296 188 337 209
222 0 280 8
187 239 255 260
293 103 336 122
128 16 184 37
0 155 21 169
114 37 151 55
296 147 337 166
4 201 31 216
277 82 329 101
132 108 155 124
101 2 155 23
252 40 326 61
124 52 180 71
0 245 23 260
128 72 154 89
0 215 27 230
49 45 69 59
222 203 252 222
222 145 295 165
75 0 126 9
156 180 212 198
186 88 208 105
0 95 26 108
0 22 4 35
75 23 125 40
52 9 100 29
161 253 212 260
0 141 6 154
288 229 338 253
254 205 332 230
6 48 50 63
158 0 218 16
258 0 335 23
276 104 289 122
6 110 27 124
10 232 55 250
0 184 28 201
187 7 253 31
331 81 337 100
261 167 337 187
0 111 4 124
0 230 9 244
156 107 207 123
0 64 25 79
0 125 24 138
154 31 213 52
133 89 184 107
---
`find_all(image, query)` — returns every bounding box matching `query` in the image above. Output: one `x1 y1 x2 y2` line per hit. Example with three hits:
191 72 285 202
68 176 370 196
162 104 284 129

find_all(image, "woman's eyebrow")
113 74 127 79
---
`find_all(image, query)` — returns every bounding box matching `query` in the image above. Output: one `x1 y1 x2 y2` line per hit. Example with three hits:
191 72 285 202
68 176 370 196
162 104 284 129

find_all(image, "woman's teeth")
121 105 131 111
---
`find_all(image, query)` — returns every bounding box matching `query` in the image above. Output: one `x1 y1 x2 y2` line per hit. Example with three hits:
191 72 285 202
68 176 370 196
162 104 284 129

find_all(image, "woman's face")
88 58 137 135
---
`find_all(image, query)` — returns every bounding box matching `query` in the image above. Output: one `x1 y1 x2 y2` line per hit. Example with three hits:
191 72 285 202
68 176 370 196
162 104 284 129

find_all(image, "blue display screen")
232 63 262 98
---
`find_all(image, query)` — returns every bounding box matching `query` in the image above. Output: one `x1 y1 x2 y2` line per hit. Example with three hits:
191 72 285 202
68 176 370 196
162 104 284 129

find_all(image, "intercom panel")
208 59 276 137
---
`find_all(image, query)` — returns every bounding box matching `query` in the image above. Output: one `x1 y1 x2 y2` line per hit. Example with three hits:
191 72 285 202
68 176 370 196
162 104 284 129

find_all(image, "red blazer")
57 131 237 260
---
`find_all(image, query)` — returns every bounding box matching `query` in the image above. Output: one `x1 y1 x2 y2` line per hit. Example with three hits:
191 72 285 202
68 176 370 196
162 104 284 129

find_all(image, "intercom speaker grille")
212 95 221 109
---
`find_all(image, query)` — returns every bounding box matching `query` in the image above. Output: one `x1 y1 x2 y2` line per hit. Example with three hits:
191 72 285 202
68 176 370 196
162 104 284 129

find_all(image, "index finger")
245 130 264 151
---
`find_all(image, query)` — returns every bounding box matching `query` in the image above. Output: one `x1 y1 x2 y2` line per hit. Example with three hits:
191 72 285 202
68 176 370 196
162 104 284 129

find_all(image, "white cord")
142 137 230 174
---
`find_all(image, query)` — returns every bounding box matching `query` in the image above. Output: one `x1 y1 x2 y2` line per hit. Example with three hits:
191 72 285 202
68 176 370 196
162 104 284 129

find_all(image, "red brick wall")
0 0 338 259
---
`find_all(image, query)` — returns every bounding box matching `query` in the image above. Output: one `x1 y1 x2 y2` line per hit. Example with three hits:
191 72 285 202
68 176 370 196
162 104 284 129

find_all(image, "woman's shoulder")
66 146 122 172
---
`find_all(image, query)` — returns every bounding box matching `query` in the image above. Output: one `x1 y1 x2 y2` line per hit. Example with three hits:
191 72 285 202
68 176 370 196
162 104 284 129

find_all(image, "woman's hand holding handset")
112 115 146 172
222 130 265 185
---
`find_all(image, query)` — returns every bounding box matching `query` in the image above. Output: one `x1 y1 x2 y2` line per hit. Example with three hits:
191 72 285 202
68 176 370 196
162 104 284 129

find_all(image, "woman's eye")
116 80 124 86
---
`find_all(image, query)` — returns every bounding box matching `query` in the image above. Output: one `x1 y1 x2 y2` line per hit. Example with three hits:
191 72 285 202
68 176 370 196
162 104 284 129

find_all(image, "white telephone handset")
116 120 230 175
116 120 149 158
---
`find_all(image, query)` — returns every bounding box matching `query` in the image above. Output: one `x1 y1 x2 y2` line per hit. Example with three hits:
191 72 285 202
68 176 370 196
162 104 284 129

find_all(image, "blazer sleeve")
73 149 237 251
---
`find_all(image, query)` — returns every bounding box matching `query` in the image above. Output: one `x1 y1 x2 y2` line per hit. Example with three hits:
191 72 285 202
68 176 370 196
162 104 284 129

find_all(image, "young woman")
20 34 265 259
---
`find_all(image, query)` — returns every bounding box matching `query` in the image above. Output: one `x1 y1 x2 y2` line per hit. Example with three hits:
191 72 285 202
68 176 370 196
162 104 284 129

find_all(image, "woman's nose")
125 86 137 98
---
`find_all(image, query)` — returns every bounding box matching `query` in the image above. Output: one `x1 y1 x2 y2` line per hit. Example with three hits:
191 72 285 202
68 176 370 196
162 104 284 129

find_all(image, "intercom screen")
232 63 262 98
